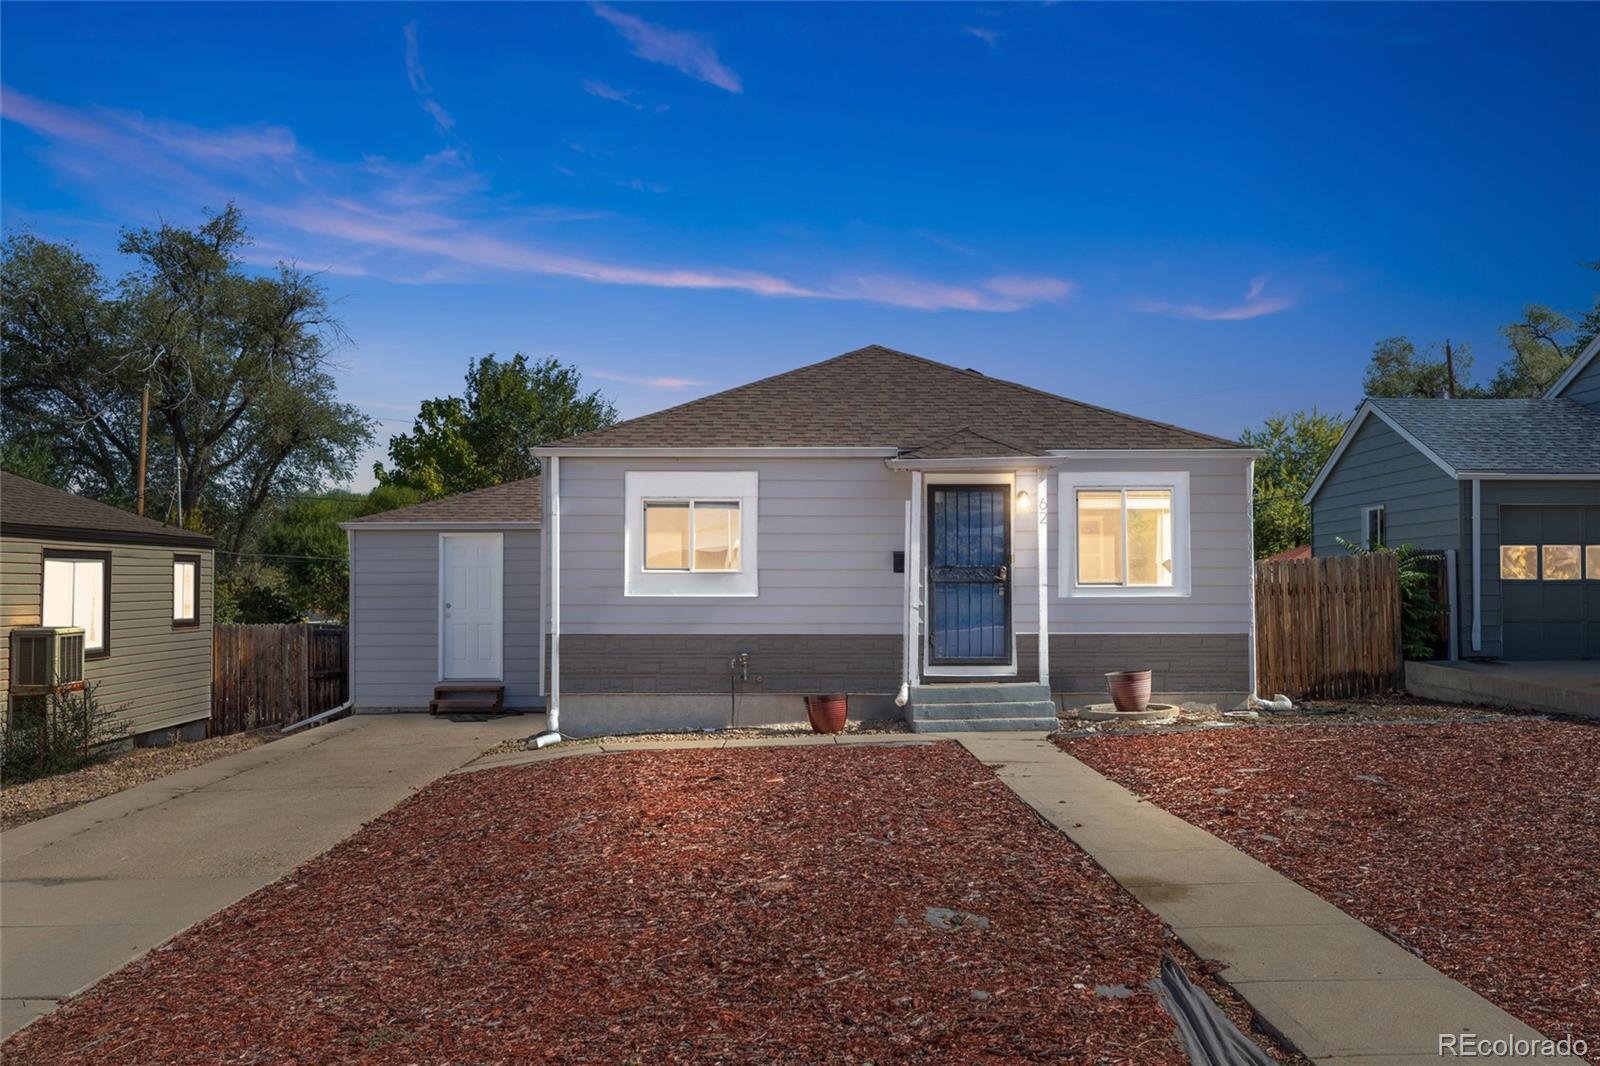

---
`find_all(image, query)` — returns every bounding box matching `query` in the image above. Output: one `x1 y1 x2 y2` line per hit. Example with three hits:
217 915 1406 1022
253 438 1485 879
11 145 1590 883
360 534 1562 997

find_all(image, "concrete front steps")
907 682 1060 733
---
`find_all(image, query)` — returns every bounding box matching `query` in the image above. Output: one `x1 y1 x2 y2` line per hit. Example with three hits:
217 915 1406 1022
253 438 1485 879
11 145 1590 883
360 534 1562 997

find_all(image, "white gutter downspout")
533 456 563 748
896 500 912 707
909 471 924 687
1036 472 1050 691
1471 477 1482 654
1246 457 1259 701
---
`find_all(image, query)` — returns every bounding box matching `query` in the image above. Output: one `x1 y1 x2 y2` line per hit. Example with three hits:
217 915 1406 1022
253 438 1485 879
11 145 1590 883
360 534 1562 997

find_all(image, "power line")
216 548 348 563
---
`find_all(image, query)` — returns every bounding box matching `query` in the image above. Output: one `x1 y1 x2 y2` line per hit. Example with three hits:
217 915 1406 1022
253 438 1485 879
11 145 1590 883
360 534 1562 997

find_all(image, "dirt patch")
1062 719 1600 1055
1056 693 1524 738
478 718 911 757
1 731 275 830
4 743 1293 1064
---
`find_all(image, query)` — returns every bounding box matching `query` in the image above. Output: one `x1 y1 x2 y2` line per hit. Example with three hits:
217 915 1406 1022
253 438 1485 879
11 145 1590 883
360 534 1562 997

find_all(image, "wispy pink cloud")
2 87 1076 313
402 22 455 132
1133 276 1294 321
591 3 742 93
582 79 642 110
590 370 710 390
962 26 1001 48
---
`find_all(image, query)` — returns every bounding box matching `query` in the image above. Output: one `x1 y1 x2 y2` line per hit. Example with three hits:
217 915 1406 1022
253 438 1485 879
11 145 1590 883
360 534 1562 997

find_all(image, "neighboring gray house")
346 345 1260 735
1 472 216 741
1305 336 1600 661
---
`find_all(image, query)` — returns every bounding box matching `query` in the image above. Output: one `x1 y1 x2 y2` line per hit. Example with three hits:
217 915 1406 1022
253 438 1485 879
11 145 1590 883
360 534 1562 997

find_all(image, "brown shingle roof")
1 471 215 548
547 345 1239 454
346 476 541 525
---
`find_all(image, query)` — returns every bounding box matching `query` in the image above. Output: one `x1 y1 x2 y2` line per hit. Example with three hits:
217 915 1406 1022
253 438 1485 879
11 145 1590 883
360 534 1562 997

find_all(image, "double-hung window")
625 471 759 596
173 555 199 625
643 500 742 572
1059 472 1191 597
42 551 111 656
1361 505 1386 549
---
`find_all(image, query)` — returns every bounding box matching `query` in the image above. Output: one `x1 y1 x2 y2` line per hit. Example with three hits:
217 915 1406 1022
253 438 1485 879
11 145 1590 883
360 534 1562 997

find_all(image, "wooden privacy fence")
212 624 348 735
1255 554 1403 699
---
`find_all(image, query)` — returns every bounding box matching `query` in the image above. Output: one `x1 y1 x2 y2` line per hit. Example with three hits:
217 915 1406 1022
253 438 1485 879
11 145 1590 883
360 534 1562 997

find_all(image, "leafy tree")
1 205 374 553
1362 336 1475 399
1489 302 1584 397
256 483 424 621
1240 409 1349 558
375 353 617 498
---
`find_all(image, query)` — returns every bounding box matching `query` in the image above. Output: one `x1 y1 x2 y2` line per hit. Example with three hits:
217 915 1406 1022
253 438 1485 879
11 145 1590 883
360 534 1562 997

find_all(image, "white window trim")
1361 504 1386 549
1057 470 1191 599
625 471 758 597
922 471 1017 678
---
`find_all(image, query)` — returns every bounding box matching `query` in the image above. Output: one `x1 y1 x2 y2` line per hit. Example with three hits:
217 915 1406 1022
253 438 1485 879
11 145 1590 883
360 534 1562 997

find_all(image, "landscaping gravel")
1062 719 1600 1057
3 742 1292 1064
0 731 274 830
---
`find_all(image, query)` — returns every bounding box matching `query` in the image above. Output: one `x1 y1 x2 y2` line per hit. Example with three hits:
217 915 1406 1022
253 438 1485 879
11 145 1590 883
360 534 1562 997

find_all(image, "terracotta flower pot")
1105 670 1153 713
805 694 848 734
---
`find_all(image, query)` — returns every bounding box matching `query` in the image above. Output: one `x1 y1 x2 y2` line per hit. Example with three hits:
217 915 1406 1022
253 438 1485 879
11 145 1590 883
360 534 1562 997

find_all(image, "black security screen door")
927 484 1012 666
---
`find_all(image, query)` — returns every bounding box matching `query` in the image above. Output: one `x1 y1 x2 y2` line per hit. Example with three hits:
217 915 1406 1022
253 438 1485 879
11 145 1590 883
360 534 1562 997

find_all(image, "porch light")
1016 490 1032 513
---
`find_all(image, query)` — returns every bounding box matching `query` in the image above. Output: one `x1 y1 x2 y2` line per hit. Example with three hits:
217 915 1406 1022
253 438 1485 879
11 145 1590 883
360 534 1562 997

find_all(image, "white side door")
440 533 503 680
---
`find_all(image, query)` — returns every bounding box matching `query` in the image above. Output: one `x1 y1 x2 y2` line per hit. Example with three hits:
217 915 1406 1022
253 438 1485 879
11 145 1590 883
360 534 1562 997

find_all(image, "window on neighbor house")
173 556 199 624
1499 545 1537 580
1587 545 1600 579
42 552 109 655
1542 545 1581 581
643 500 742 572
1076 488 1175 588
1362 505 1386 549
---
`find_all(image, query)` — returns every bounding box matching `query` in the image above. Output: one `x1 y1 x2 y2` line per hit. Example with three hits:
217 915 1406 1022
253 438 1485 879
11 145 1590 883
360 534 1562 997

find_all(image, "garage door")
1498 505 1600 660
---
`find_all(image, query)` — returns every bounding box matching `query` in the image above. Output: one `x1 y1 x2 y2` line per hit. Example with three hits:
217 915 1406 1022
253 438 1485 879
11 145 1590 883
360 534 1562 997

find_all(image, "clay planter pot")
805 694 848 734
1104 670 1153 713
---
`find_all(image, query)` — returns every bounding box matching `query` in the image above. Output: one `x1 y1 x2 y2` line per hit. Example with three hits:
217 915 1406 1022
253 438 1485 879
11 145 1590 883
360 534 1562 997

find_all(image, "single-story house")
1305 336 1600 660
345 344 1260 735
1 471 216 742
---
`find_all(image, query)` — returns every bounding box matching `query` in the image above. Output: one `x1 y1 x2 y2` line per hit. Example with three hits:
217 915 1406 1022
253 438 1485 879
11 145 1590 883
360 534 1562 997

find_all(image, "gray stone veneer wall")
557 632 1248 699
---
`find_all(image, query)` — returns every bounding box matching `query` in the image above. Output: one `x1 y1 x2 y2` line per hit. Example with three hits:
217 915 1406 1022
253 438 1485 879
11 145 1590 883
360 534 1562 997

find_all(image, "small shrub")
1 684 129 785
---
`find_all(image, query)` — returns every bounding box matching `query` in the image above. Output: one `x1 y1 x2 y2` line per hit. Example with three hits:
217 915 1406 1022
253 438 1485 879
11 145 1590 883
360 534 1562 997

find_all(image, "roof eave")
535 446 901 459
341 520 541 531
0 521 216 550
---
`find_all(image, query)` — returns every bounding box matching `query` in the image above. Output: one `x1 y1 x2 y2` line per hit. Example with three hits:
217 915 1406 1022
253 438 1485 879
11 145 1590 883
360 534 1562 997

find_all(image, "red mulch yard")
3 742 1286 1064
1061 720 1600 1053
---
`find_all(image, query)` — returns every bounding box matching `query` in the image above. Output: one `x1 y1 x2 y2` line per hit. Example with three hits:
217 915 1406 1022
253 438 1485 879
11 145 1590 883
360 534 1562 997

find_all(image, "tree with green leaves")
1240 408 1349 558
375 353 616 498
1 205 374 553
1362 336 1476 399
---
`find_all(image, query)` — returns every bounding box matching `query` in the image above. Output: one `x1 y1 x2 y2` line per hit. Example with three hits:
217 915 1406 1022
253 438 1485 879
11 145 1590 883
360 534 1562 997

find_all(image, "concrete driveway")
0 713 537 1038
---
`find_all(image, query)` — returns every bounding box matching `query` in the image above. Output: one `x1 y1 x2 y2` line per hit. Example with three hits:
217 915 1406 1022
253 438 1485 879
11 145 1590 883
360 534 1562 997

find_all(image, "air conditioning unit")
9 627 87 696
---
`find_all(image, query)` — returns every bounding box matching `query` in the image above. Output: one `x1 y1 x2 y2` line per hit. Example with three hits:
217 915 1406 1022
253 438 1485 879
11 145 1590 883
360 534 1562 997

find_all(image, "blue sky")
3 2 1596 489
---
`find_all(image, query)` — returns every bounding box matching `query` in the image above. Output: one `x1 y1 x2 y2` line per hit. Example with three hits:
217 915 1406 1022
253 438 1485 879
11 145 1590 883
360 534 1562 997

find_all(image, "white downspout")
1471 477 1482 654
533 455 563 747
1036 472 1050 691
1246 457 1259 701
896 499 912 707
346 528 357 711
538 480 548 703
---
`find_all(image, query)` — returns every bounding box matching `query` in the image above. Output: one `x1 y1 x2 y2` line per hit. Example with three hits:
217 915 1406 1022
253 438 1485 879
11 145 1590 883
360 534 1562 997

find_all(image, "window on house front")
173 556 199 624
1499 545 1537 580
42 552 110 655
1542 545 1581 581
643 501 742 572
1362 505 1386 549
1075 488 1175 588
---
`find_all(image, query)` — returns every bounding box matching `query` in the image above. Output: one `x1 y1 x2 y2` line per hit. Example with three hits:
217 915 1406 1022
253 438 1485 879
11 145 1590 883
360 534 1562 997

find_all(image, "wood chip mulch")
3 742 1292 1064
1061 719 1600 1055
0 731 275 830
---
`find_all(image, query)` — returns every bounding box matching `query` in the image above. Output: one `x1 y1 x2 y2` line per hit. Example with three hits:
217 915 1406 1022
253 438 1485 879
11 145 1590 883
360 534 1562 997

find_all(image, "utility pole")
1444 340 1459 399
136 386 150 516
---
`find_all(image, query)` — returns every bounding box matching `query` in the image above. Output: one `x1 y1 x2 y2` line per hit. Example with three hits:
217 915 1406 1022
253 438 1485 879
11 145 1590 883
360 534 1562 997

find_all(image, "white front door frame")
921 471 1018 678
438 531 505 681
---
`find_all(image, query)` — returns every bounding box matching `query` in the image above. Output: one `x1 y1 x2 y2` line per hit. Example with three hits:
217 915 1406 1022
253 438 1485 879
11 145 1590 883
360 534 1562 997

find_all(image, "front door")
927 484 1012 666
441 533 503 679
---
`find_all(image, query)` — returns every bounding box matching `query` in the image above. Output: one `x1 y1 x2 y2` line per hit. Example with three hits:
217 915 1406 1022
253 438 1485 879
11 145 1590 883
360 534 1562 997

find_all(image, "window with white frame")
173 556 199 625
1361 505 1386 549
1058 472 1190 597
42 551 110 654
625 471 758 596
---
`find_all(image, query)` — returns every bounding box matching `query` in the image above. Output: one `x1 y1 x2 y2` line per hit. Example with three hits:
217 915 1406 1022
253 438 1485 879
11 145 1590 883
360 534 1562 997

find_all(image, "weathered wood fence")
212 624 348 735
1254 554 1403 699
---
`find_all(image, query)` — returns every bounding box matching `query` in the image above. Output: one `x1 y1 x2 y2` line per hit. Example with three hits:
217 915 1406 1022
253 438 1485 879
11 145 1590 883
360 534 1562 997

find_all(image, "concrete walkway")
954 733 1586 1066
0 713 535 1038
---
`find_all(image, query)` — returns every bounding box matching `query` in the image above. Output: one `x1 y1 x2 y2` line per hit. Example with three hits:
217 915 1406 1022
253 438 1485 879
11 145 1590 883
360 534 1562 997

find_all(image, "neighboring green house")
1 472 216 742
1305 336 1600 661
